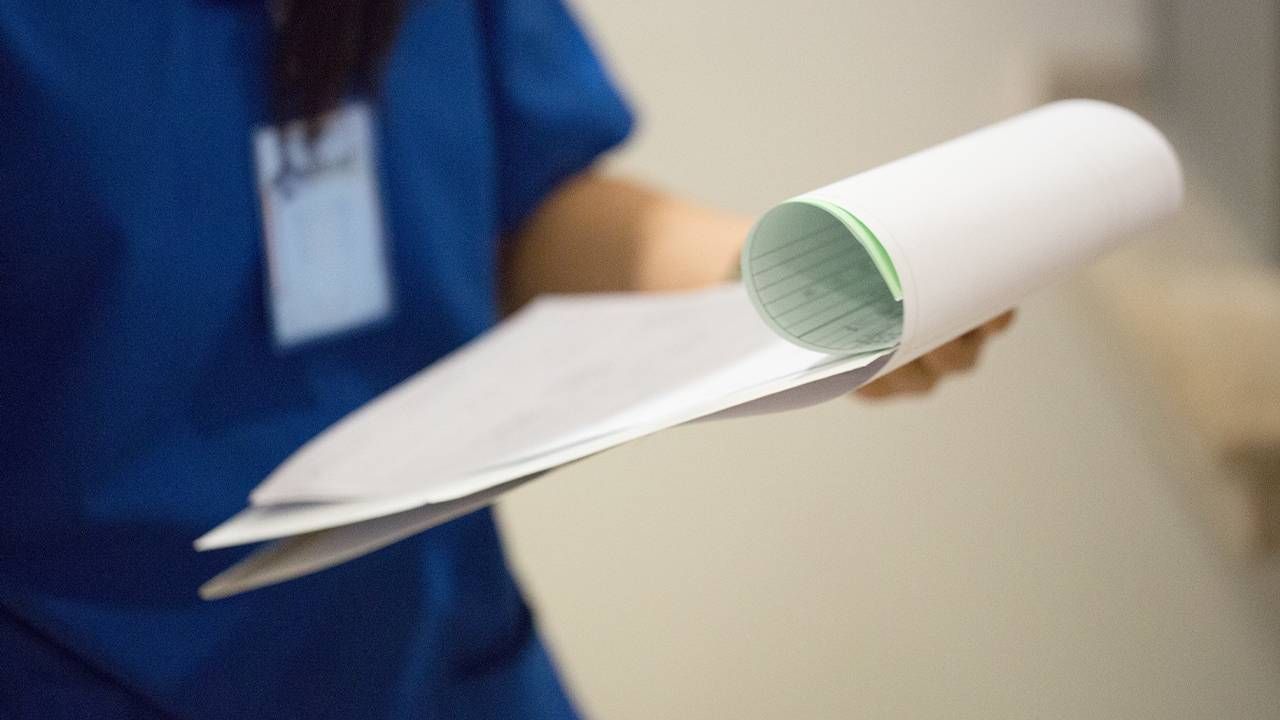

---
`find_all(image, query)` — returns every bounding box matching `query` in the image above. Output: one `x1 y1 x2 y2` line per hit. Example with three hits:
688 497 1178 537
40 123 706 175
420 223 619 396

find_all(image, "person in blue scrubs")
0 1 1010 717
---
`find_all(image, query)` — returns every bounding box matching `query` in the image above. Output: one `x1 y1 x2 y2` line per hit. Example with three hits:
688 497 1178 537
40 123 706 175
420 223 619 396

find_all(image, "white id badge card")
254 102 394 350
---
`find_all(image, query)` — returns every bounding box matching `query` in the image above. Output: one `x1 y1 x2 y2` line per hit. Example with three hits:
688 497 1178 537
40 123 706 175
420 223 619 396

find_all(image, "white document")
196 100 1183 599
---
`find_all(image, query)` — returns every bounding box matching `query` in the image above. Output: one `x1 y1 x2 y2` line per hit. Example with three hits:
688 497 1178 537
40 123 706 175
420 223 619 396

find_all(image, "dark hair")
272 0 408 124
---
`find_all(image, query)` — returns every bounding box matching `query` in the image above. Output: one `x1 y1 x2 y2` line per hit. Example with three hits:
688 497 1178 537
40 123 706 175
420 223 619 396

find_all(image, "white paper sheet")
196 290 890 549
198 474 543 600
247 285 857 504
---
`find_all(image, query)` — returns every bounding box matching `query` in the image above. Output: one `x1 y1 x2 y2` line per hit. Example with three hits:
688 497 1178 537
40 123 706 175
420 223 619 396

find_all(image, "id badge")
253 102 394 350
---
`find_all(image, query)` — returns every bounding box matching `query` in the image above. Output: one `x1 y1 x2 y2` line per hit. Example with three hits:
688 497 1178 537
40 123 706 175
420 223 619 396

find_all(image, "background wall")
497 1 1280 717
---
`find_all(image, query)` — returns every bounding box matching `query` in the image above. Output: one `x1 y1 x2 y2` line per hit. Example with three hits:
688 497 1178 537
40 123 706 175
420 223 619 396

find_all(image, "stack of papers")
195 100 1183 599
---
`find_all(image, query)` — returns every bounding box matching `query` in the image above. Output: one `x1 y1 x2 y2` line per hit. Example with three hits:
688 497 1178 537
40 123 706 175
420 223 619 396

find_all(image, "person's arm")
501 172 1012 398
501 173 748 308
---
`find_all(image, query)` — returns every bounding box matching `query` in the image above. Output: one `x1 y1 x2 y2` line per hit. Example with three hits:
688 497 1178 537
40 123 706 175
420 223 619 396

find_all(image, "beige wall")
498 2 1280 717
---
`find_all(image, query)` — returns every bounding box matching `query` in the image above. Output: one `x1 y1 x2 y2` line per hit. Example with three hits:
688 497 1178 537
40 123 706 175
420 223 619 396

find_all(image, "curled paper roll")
742 99 1184 371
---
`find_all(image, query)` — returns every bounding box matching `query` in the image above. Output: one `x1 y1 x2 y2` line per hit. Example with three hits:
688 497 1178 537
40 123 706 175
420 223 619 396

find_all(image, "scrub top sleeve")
482 0 636 235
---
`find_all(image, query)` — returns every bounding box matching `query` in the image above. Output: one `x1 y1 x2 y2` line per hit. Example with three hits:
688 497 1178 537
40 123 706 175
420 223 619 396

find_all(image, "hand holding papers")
196 100 1183 599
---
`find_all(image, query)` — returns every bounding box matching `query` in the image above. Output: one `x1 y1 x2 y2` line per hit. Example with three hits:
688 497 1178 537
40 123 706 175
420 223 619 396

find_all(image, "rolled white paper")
743 99 1184 373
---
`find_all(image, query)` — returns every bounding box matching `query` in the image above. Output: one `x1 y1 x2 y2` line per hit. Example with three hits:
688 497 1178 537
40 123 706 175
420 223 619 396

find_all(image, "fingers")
919 333 982 374
856 339 977 401
977 311 1015 337
856 361 936 399
853 310 1015 401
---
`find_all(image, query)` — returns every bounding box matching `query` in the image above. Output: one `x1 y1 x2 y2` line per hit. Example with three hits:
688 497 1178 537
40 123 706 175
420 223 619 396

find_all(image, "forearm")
500 173 751 311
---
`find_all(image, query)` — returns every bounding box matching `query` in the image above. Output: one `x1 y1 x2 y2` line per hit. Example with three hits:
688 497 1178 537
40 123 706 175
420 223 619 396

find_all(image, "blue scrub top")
0 1 632 717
